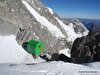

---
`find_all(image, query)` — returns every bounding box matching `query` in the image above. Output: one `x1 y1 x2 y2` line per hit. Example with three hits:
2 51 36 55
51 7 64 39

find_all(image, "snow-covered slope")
0 62 100 75
56 18 80 42
22 0 65 38
56 18 89 42
0 35 45 63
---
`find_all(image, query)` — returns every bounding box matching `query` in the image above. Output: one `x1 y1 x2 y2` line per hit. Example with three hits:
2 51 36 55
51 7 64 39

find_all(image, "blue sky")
41 0 100 19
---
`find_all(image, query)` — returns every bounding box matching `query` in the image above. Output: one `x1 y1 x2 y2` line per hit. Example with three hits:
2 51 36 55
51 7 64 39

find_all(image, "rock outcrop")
71 32 100 63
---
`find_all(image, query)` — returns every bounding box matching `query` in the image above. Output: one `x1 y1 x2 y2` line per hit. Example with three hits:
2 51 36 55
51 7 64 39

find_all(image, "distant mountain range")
79 18 100 32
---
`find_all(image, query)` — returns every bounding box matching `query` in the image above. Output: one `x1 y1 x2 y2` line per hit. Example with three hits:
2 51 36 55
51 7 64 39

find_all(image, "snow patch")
47 7 53 14
83 30 89 36
11 9 14 12
59 48 71 58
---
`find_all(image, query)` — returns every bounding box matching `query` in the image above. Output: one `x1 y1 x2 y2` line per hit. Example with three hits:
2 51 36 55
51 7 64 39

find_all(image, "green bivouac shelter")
22 40 44 56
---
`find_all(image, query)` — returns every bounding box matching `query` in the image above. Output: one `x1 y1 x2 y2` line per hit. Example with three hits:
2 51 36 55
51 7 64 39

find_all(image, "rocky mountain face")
92 25 100 32
71 31 100 64
61 18 88 35
61 18 100 63
0 0 88 57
